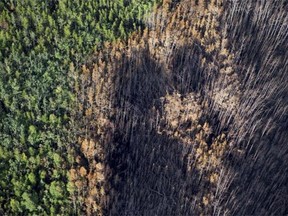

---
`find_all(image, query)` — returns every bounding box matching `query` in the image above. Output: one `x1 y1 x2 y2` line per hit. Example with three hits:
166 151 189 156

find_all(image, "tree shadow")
170 41 207 95
101 44 212 215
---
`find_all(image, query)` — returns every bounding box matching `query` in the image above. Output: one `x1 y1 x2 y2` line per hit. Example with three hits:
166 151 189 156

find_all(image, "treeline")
0 0 157 215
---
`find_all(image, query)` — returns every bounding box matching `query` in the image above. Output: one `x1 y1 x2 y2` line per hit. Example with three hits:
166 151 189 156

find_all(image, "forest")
0 0 288 215
0 0 157 215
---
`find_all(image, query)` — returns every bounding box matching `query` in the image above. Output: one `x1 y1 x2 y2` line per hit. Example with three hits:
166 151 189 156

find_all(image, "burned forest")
72 0 288 215
0 0 287 215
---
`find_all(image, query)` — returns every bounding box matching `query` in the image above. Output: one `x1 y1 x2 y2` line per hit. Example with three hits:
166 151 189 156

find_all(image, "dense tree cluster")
0 0 157 215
